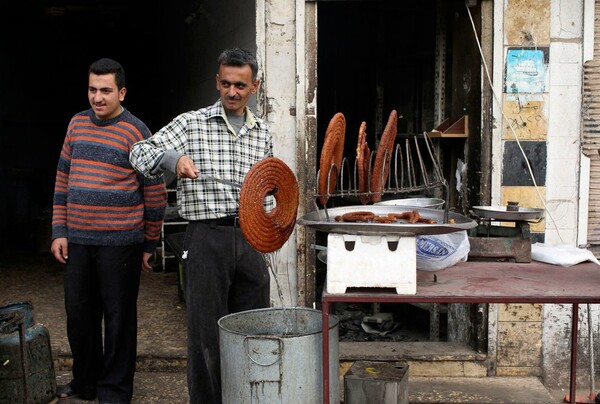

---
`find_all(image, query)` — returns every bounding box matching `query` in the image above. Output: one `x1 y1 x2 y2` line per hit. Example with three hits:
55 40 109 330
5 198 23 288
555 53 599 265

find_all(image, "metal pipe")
570 304 579 404
588 304 595 396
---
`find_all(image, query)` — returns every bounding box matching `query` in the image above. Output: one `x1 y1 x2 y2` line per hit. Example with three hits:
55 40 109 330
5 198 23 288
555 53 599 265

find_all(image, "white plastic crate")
326 233 416 294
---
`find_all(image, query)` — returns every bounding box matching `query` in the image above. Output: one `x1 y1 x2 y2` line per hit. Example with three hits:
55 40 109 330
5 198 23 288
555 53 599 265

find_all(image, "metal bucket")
0 301 56 403
218 307 339 404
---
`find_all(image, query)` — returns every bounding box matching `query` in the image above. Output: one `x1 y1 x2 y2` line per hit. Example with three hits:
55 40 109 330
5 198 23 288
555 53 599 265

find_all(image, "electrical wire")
465 5 565 244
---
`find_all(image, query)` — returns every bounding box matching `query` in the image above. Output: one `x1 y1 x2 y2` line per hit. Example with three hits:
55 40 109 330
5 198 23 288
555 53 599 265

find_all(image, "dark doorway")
0 0 221 252
315 0 485 350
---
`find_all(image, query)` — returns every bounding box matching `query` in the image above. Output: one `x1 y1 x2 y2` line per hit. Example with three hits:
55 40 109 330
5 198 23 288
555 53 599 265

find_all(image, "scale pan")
471 206 544 222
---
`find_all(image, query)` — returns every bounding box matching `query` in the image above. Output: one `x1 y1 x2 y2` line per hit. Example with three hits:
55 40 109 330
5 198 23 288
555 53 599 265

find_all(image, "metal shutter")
582 0 600 252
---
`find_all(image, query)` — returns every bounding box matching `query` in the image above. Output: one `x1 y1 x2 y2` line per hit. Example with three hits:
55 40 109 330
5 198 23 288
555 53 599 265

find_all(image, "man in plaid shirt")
129 48 272 404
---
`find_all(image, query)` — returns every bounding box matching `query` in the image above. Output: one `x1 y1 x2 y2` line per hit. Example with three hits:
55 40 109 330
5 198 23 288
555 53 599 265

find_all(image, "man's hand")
141 251 154 272
50 238 69 264
176 155 200 179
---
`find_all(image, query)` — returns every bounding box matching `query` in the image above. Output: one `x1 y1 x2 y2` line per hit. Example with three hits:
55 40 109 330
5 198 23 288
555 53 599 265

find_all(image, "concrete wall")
256 0 306 307
492 0 592 386
543 0 587 386
254 0 595 385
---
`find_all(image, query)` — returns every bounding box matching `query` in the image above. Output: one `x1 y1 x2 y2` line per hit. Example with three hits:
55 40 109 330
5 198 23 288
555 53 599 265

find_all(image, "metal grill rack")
315 132 450 222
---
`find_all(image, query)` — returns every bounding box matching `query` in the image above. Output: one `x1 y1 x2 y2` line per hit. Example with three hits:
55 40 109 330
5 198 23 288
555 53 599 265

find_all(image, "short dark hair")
89 58 126 89
217 48 258 81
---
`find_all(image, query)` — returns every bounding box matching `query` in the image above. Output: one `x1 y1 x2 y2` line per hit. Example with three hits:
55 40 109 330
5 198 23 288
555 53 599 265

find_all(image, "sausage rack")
301 133 476 294
314 132 450 223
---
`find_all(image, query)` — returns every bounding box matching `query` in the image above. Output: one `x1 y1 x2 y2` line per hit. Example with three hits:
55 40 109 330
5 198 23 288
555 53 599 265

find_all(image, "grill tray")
297 206 476 236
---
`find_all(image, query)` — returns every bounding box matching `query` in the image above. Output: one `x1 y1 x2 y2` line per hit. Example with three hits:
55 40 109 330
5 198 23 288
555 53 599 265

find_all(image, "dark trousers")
184 221 270 404
64 243 142 403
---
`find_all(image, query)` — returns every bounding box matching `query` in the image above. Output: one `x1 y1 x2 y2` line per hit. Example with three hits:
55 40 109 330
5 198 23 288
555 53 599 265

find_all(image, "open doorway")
0 0 256 252
315 0 486 353
0 1 168 252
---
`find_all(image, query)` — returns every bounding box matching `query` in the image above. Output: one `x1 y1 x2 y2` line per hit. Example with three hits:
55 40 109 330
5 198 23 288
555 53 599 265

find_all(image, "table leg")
322 300 330 404
569 304 579 404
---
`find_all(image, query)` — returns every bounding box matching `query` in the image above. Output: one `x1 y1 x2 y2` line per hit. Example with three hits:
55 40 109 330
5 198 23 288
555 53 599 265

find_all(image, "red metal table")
321 261 600 404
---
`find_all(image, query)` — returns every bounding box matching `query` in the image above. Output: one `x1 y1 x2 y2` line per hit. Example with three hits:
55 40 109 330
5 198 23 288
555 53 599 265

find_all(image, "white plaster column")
256 0 300 307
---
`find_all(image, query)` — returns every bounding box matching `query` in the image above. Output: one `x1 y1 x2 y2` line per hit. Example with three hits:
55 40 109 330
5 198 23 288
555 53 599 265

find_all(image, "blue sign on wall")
505 47 549 94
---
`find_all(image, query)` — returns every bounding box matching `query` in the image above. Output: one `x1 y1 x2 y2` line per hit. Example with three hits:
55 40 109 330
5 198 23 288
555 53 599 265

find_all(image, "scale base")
468 236 531 263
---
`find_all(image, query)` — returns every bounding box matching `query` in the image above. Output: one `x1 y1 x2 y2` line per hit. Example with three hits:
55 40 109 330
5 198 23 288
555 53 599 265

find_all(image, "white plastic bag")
531 242 600 267
416 230 470 271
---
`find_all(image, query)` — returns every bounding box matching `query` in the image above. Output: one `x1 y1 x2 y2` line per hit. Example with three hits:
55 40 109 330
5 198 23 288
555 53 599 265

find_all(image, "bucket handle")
243 336 282 367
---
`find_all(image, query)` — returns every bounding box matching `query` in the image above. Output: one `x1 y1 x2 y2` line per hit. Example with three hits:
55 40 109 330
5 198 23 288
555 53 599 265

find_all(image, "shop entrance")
314 0 487 354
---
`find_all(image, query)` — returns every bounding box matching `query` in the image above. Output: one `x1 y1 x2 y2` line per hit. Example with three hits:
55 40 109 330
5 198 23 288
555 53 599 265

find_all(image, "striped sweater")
52 108 167 253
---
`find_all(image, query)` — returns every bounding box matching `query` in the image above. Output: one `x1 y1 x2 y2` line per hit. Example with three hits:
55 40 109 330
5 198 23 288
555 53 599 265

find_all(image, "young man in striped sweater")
50 58 166 404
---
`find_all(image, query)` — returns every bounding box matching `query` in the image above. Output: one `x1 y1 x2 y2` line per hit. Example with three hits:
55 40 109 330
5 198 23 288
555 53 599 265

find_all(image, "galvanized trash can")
0 301 56 404
218 307 339 404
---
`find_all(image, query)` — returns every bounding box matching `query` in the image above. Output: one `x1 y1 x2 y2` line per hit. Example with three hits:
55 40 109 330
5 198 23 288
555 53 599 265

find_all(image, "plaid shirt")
130 100 273 221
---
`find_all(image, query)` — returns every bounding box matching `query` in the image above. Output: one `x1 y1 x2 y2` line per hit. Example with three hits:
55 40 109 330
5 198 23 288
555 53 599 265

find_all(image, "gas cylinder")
0 301 56 404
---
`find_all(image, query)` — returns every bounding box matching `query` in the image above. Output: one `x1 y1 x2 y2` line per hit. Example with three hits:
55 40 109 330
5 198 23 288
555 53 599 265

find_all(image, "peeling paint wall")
542 0 585 386
496 304 543 376
494 0 588 387
254 0 591 386
257 0 312 307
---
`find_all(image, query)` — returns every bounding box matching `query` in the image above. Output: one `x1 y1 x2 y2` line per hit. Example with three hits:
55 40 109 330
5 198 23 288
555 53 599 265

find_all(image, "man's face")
216 64 259 116
88 73 126 120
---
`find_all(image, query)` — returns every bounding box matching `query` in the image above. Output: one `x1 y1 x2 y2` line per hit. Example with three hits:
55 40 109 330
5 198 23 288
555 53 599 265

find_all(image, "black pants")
64 243 142 403
184 221 270 404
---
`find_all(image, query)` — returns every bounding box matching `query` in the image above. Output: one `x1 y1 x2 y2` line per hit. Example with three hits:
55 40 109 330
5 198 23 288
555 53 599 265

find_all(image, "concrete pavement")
0 252 573 403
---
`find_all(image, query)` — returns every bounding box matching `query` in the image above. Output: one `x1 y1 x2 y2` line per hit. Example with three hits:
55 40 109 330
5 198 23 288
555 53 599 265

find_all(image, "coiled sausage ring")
318 113 346 206
239 157 299 253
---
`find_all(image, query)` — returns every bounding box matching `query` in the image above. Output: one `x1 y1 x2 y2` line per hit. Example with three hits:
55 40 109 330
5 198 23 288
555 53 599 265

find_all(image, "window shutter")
582 0 600 249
